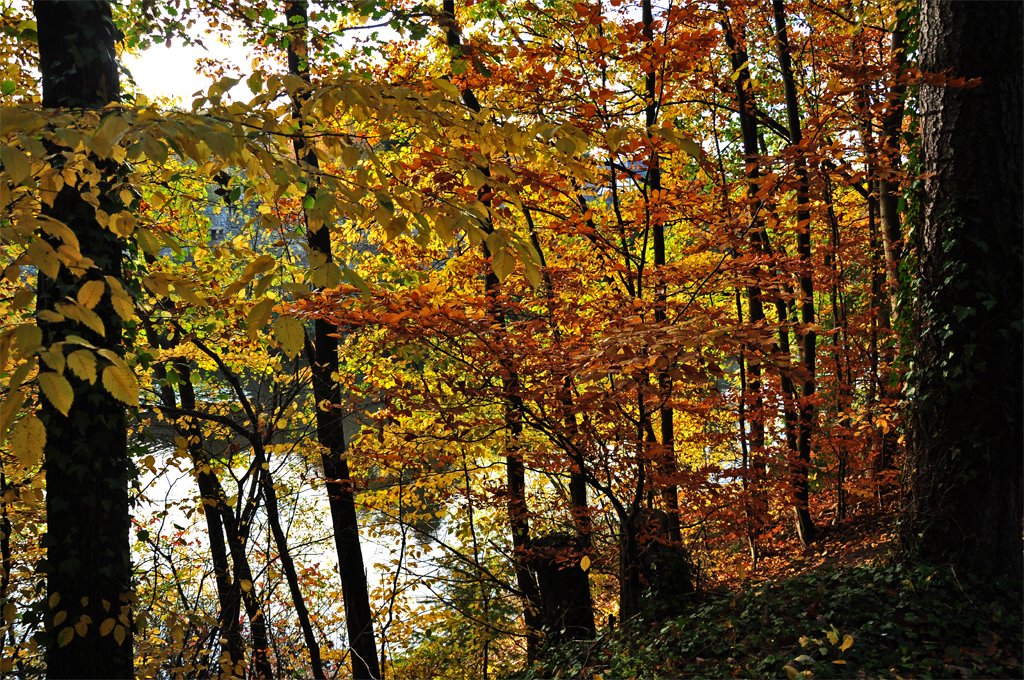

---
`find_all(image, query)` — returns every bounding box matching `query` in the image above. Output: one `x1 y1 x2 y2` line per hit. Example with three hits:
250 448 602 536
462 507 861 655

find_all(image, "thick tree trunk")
285 3 382 677
33 2 133 677
900 0 1023 576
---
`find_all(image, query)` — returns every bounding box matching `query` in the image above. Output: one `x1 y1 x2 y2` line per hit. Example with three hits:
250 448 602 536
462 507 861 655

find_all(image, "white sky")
121 23 251 104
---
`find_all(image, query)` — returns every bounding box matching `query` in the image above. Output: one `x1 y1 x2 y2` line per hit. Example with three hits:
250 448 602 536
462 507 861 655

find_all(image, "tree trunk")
772 0 817 546
284 3 382 677
441 0 545 659
900 0 1023 576
879 23 908 321
34 2 134 677
721 8 768 557
643 0 681 546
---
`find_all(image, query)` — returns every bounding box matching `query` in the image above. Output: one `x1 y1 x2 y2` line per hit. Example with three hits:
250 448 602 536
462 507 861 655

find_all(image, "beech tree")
0 0 1020 677
33 2 133 676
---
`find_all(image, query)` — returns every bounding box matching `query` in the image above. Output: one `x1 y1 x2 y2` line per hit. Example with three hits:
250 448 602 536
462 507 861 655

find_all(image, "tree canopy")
0 0 1019 678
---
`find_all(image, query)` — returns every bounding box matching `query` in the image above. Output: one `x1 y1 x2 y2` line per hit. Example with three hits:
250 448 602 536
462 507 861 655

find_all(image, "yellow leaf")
0 390 25 438
37 310 65 323
102 364 139 407
431 77 460 100
99 617 115 636
104 276 134 321
0 145 32 185
840 634 853 652
76 280 105 310
2 602 15 624
239 580 253 592
11 288 34 310
832 660 847 664
206 131 236 159
491 247 514 282
27 240 60 279
580 555 591 571
11 414 45 466
242 254 276 281
783 665 799 680
67 350 97 384
274 316 305 360
677 137 703 158
246 298 275 339
113 624 126 645
40 346 65 374
74 619 88 637
38 371 73 416
14 324 42 356
55 302 104 336
49 593 60 608
827 629 839 645
54 610 67 625
341 144 361 169
57 627 74 647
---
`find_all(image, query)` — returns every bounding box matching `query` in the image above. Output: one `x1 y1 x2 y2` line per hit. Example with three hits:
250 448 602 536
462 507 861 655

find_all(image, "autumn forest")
0 0 1021 678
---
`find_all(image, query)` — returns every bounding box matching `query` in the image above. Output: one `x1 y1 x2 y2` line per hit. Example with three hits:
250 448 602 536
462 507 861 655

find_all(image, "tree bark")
772 0 817 546
642 0 680 546
284 3 382 677
441 0 546 659
900 0 1023 576
34 2 133 677
720 8 769 558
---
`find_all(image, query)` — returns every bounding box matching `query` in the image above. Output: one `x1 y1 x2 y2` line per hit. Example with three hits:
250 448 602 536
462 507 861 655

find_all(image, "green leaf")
57 627 75 647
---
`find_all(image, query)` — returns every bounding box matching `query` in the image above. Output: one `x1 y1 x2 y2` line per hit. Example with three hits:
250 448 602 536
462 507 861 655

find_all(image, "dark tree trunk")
720 9 768 559
772 0 817 547
284 3 382 677
33 2 133 677
900 1 1023 576
879 24 908 321
441 0 546 660
642 0 680 546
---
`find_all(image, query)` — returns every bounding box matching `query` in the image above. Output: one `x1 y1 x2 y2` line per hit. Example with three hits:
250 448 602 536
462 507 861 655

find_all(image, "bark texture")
900 0 1023 576
285 3 381 676
34 2 133 677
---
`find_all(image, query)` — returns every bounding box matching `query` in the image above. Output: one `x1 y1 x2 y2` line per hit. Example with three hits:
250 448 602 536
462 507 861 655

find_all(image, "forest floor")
524 505 1024 680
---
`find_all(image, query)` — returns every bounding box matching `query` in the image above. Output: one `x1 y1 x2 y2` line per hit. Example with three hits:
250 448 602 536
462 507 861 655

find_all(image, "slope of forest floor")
524 510 1023 680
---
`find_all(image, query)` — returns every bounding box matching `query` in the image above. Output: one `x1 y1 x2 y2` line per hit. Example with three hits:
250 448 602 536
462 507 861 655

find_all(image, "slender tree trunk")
642 0 680 545
879 23 908 320
721 10 768 556
284 3 381 676
772 0 817 546
0 471 10 656
33 3 133 676
901 0 1022 576
173 373 246 676
441 0 544 658
174 363 274 679
260 457 325 678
